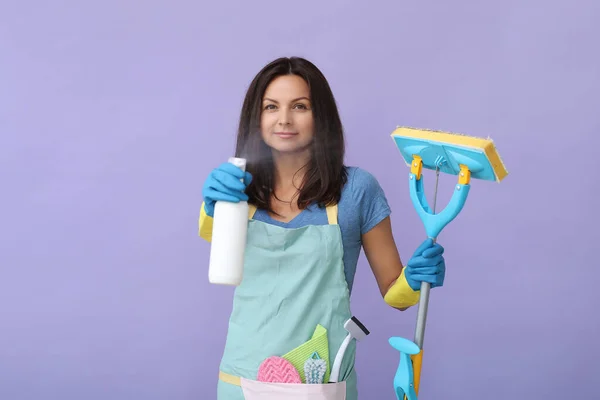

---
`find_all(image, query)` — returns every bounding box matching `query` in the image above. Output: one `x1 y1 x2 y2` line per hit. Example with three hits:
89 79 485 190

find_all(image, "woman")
199 57 446 400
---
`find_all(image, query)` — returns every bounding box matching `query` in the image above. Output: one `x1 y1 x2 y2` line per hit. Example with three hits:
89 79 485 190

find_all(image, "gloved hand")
404 238 446 291
202 162 253 217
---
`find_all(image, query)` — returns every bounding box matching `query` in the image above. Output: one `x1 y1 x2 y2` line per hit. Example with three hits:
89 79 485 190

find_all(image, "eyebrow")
263 96 310 103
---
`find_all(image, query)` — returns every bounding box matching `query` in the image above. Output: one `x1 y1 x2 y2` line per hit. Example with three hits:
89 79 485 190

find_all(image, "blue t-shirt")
252 166 391 293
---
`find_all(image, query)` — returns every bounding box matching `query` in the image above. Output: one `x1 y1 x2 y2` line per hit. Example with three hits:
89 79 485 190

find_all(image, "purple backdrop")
1 1 598 399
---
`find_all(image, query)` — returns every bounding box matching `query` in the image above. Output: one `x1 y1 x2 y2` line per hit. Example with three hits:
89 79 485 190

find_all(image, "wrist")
199 202 214 242
404 269 421 291
202 199 215 217
384 268 420 309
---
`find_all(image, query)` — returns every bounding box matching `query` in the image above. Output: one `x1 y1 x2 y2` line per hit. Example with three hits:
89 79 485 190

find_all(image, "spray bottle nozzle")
228 157 247 172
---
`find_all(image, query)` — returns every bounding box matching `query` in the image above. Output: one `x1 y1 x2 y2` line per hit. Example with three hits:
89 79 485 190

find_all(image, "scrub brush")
304 352 327 384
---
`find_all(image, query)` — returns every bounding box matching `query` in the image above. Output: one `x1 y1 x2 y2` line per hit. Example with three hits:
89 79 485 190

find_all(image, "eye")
293 103 309 110
263 104 277 110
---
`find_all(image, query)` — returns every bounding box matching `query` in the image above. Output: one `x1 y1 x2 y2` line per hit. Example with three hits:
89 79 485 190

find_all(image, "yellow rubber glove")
384 268 420 309
198 202 214 242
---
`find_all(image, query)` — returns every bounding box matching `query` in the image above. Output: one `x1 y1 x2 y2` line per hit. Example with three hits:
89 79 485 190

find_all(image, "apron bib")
216 204 358 400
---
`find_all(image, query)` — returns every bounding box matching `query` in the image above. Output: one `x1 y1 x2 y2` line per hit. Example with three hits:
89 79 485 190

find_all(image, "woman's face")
260 75 314 156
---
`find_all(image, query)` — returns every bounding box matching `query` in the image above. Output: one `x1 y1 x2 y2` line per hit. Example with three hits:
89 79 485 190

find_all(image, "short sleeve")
350 168 391 235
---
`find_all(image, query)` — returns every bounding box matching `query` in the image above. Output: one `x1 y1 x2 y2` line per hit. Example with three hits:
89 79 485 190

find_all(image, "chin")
264 138 313 155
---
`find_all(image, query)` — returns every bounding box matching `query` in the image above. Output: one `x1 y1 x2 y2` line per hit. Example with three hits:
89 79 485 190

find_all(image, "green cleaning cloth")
282 324 330 383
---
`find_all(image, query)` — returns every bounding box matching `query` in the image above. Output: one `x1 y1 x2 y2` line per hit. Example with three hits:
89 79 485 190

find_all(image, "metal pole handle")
413 168 439 348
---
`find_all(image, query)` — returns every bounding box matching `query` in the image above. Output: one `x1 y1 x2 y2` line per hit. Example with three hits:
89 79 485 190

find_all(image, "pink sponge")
257 356 302 384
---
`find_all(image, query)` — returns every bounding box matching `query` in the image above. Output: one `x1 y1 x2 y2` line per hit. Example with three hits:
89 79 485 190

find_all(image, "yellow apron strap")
248 204 257 219
219 370 241 386
326 203 338 225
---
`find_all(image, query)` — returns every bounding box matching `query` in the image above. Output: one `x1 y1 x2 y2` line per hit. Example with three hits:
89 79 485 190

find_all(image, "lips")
274 132 298 138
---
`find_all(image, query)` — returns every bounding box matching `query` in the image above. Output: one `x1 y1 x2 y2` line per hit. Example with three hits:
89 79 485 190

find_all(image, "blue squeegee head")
390 127 508 183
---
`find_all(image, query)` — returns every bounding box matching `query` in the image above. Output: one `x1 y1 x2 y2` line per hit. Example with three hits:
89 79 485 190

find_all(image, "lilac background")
1 1 598 399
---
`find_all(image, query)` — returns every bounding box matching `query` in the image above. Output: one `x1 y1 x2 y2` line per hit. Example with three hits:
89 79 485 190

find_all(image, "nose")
278 108 291 126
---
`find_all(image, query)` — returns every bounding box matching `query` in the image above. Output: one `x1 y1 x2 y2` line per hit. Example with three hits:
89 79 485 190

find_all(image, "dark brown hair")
235 56 348 213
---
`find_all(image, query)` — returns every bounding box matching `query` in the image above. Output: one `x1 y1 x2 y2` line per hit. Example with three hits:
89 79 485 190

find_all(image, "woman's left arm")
363 215 433 311
361 216 405 298
362 215 446 311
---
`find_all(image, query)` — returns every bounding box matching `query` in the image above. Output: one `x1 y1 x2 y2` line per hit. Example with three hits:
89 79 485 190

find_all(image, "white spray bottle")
208 157 249 286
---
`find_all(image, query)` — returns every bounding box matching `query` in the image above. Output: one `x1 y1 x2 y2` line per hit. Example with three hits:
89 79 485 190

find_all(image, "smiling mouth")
274 132 298 138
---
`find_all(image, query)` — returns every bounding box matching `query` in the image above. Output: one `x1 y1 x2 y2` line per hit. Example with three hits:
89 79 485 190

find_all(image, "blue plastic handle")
408 172 470 239
388 170 471 399
389 336 421 400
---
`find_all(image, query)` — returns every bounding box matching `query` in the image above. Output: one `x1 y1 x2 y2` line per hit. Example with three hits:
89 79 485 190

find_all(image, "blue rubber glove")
202 162 253 217
404 238 446 291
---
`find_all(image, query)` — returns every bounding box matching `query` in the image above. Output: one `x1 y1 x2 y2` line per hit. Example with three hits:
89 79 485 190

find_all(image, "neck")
272 150 311 193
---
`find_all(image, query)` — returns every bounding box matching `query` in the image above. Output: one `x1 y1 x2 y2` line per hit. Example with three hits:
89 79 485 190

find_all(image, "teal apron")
216 203 358 400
